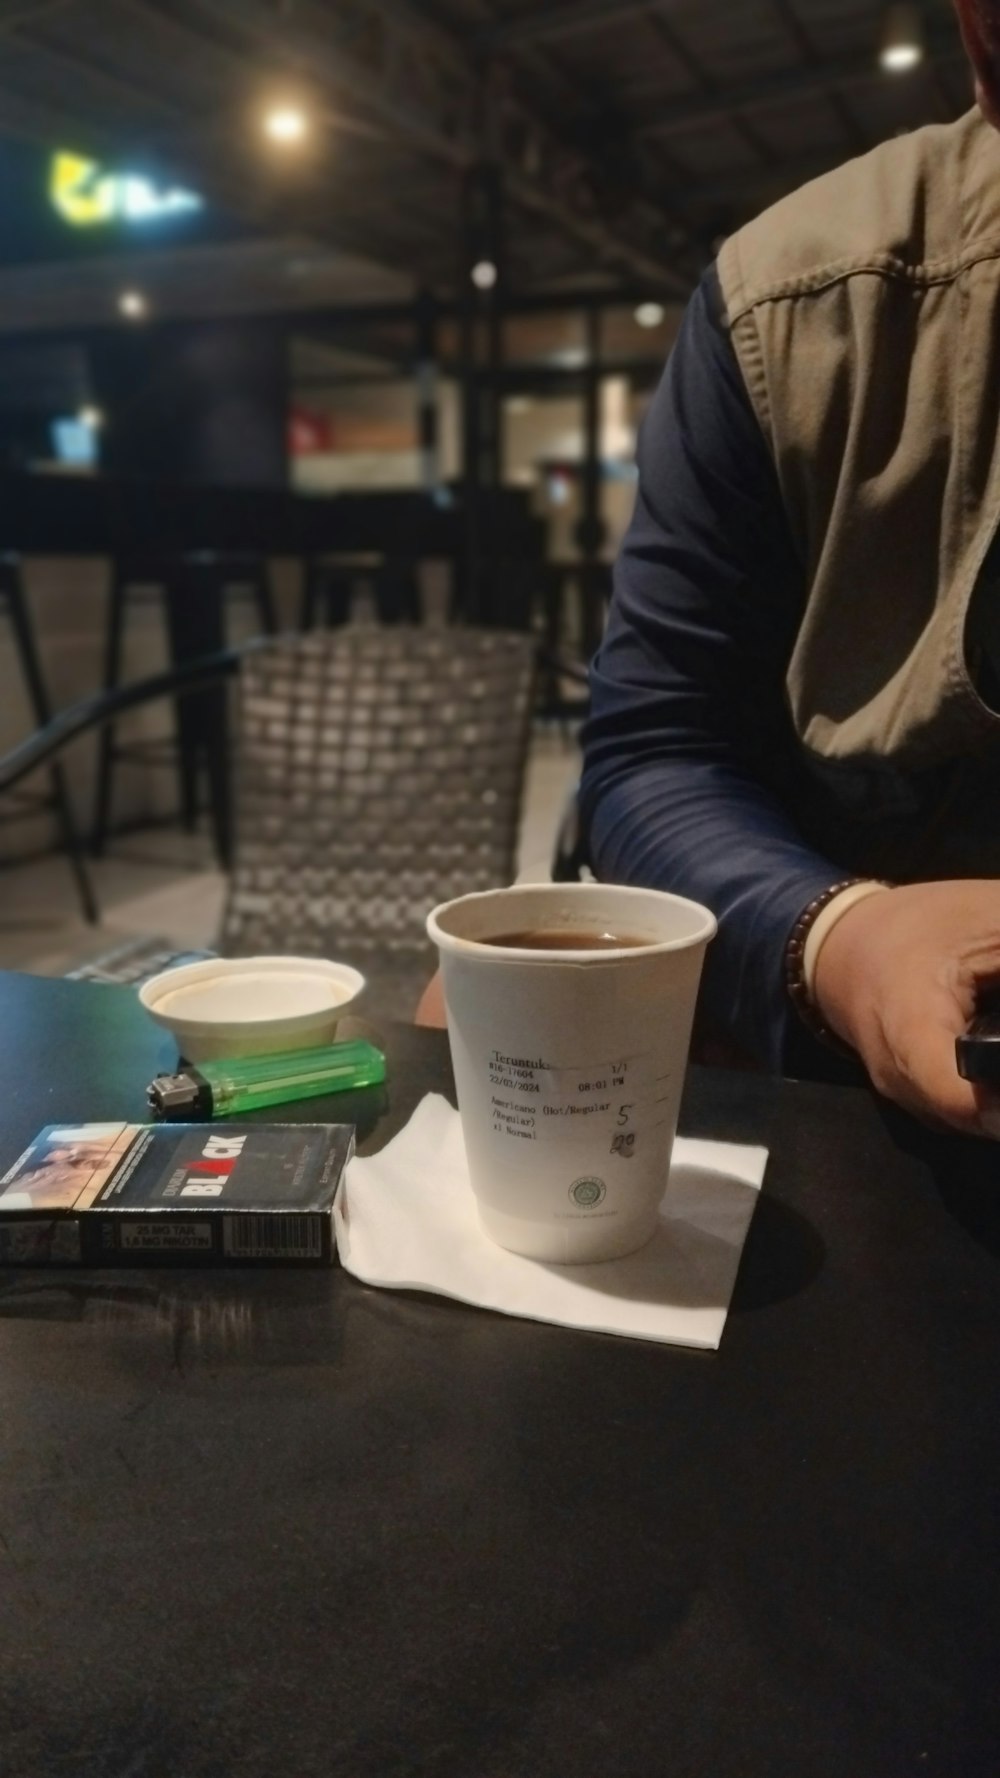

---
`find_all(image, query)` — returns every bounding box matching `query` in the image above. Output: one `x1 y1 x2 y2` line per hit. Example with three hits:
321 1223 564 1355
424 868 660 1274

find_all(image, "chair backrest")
220 626 536 1015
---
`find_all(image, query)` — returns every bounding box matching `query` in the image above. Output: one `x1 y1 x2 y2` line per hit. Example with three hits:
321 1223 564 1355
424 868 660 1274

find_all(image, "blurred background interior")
0 0 971 1009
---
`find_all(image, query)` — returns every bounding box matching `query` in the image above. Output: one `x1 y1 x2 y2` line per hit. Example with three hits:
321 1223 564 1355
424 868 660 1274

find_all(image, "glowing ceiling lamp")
118 289 149 320
879 3 925 73
263 105 309 144
635 302 666 328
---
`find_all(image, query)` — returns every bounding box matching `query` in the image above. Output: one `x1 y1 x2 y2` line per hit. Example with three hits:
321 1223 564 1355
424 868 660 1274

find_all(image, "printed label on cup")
486 1048 667 1158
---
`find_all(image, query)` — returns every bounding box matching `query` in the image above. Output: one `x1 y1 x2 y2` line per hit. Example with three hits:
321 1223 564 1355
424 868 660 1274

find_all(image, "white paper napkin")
334 1094 768 1350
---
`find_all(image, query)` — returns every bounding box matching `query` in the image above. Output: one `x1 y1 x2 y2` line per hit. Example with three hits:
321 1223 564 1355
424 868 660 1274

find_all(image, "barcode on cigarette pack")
223 1213 323 1260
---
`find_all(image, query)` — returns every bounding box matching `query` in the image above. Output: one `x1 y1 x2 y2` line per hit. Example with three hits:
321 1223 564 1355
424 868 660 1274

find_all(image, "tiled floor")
0 727 581 977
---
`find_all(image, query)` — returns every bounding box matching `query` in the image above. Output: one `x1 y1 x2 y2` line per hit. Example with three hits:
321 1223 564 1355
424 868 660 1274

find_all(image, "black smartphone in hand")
957 1001 1000 1084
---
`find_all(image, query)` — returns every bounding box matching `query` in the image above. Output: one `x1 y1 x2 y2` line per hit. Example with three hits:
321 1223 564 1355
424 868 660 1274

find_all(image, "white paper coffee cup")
427 882 717 1263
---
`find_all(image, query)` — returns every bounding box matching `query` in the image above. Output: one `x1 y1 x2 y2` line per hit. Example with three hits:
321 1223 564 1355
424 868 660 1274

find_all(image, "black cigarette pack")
0 1120 353 1266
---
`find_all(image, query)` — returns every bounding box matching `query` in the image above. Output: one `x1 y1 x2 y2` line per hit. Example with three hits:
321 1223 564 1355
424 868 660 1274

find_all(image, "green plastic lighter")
147 1039 386 1120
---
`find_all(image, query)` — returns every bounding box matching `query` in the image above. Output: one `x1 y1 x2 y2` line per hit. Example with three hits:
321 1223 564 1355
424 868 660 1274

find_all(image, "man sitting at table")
579 0 1000 1138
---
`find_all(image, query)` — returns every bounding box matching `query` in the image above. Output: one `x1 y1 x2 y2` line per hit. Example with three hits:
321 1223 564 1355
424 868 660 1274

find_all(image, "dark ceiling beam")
644 9 775 169
1 26 190 125
187 0 700 294
481 0 655 52
0 283 687 348
0 0 73 30
635 19 965 138
661 147 852 214
768 0 867 155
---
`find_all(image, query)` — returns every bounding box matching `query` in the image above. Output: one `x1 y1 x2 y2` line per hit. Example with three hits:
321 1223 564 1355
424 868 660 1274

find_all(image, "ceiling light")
264 105 309 144
879 3 924 73
118 288 148 319
634 301 666 329
471 259 498 290
77 405 104 429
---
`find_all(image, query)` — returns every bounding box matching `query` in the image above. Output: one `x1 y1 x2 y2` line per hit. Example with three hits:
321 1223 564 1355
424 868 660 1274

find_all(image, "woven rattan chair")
216 626 535 1016
20 626 536 1019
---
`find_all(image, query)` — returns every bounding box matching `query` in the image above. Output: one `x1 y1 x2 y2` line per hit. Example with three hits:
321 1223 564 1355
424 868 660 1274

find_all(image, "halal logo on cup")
569 1176 606 1209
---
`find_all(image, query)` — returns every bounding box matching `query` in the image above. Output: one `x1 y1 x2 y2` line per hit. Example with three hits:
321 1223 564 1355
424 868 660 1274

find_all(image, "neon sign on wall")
50 152 203 226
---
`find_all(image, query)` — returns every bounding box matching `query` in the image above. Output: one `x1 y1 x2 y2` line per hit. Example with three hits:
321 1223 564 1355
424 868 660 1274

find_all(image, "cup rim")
138 954 366 1030
427 883 717 961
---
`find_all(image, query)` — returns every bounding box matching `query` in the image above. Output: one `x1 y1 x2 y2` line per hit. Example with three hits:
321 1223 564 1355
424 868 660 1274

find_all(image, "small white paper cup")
139 955 365 1062
427 883 716 1263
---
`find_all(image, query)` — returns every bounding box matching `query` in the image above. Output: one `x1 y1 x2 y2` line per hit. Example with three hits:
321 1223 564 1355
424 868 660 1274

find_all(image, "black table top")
1 968 999 1778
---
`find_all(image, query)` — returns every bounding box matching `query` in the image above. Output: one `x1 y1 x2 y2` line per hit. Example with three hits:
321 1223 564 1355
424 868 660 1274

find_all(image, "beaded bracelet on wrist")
784 877 890 1050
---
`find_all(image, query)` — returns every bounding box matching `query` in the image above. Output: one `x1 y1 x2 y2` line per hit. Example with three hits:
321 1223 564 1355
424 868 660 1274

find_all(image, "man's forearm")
581 755 846 1070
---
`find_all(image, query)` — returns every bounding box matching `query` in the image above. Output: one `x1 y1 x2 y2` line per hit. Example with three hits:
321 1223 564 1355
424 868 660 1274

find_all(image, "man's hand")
811 880 1000 1135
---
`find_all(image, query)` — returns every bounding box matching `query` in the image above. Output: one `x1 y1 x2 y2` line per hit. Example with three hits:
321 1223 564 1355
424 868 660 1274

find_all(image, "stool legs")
300 561 319 631
255 563 277 635
91 563 127 858
93 552 267 860
164 559 231 869
300 560 353 630
374 561 422 624
3 565 98 924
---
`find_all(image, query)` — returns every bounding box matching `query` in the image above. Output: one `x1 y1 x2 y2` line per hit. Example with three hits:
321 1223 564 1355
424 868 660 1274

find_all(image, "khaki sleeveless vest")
716 108 1000 878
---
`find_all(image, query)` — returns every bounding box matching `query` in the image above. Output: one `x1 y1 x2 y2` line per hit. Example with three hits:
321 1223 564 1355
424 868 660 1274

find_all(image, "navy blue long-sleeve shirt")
581 266 850 1074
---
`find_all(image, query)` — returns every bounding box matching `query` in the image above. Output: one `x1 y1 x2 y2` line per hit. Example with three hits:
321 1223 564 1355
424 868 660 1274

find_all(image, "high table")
1 969 999 1777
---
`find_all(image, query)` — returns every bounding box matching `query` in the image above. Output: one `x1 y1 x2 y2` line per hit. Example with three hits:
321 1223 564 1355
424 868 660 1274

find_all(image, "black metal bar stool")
92 550 276 861
0 554 98 923
300 554 422 628
300 554 363 630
